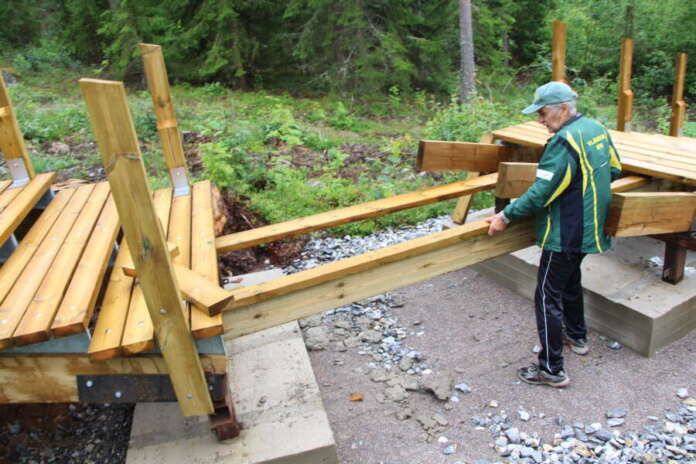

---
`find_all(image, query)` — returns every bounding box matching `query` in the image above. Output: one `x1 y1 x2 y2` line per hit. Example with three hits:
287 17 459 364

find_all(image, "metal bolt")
85 380 94 388
208 384 214 391
159 308 167 315
186 394 193 399
114 391 122 399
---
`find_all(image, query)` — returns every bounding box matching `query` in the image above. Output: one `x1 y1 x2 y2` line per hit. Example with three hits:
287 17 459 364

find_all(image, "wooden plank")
670 53 688 137
121 188 174 354
80 78 212 416
12 183 111 346
0 180 11 195
552 21 566 82
496 162 538 198
451 134 495 224
0 74 35 178
617 38 634 132
605 192 696 237
0 188 75 304
223 219 537 338
216 173 499 253
123 264 234 317
0 184 94 350
0 354 226 404
417 140 506 172
223 175 650 318
190 180 223 337
51 193 121 337
140 44 187 173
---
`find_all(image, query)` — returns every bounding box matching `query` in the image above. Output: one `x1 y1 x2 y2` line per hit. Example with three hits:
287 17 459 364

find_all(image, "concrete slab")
459 209 696 357
126 269 338 464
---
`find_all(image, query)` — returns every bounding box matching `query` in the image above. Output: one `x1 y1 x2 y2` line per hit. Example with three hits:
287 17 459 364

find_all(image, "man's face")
537 103 571 133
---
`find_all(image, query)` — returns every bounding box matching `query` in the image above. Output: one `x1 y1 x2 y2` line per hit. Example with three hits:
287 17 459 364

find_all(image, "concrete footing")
126 269 338 464
458 209 696 357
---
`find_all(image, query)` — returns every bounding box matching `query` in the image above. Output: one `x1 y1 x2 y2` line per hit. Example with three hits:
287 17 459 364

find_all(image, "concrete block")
127 269 338 464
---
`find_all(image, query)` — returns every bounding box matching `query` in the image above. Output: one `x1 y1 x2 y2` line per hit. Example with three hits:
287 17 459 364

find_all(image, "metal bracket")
77 372 226 403
8 159 30 188
170 167 190 197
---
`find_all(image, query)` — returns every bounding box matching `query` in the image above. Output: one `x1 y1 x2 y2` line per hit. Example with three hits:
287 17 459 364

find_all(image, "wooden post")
617 38 634 132
451 134 492 224
140 43 190 195
669 53 688 137
552 21 566 82
79 78 213 416
0 74 35 184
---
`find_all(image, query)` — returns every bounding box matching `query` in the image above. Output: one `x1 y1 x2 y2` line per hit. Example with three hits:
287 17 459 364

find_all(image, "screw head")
159 308 167 315
114 391 122 399
85 380 94 388
186 394 193 399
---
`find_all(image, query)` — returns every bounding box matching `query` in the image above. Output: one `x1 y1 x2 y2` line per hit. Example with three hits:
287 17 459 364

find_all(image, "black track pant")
535 250 587 374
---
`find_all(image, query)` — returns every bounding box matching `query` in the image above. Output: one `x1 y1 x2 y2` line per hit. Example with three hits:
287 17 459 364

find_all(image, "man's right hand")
486 212 508 236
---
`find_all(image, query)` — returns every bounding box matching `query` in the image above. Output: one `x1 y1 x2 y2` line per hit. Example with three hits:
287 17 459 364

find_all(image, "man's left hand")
486 212 508 236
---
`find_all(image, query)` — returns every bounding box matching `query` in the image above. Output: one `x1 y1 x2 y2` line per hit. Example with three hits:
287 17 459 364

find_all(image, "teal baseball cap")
522 81 576 114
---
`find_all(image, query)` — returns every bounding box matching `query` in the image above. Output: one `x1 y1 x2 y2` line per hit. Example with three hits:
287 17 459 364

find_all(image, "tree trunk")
459 0 476 102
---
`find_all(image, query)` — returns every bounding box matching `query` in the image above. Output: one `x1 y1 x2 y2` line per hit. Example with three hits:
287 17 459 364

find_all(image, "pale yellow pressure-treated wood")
417 140 508 172
617 38 634 132
670 53 688 137
552 21 566 82
189 181 223 336
605 192 696 237
0 172 55 246
121 188 174 354
0 354 226 404
80 78 212 416
87 189 172 360
123 264 234 317
0 180 12 195
0 74 35 178
0 184 94 350
140 43 187 173
451 134 496 224
496 162 538 198
216 173 499 252
51 193 121 337
13 182 111 346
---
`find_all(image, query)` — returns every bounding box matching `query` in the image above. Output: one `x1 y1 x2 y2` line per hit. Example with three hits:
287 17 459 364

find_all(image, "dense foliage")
2 0 693 100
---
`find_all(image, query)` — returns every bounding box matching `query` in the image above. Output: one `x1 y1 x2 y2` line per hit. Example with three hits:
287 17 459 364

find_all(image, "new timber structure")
1 30 695 445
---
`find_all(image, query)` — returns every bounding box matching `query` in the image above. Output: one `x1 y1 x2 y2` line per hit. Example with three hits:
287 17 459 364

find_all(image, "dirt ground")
308 267 696 464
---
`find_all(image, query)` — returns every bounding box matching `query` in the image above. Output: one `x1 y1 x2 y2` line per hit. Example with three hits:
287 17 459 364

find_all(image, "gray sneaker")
564 334 589 355
517 364 570 388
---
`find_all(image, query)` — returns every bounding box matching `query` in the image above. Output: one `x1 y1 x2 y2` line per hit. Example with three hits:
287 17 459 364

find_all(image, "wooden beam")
496 162 537 198
0 354 225 404
416 140 542 172
617 38 634 132
552 21 567 82
451 133 492 224
0 73 35 179
223 219 537 338
605 192 696 237
122 263 234 316
670 53 688 137
216 173 499 253
80 78 212 416
140 43 188 178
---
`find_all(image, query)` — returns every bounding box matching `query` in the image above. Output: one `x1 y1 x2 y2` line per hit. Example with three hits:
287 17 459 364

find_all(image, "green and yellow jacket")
502 114 622 254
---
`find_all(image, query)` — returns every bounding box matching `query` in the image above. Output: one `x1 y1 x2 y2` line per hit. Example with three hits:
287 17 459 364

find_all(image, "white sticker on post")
536 169 554 181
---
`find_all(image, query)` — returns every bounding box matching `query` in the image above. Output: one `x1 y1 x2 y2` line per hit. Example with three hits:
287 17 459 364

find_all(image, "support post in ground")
451 134 493 224
0 74 35 184
80 78 213 417
552 21 566 82
617 38 634 132
140 43 190 195
669 53 688 137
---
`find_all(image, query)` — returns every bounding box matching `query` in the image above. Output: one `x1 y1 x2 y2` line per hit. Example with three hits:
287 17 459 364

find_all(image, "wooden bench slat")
0 173 56 246
191 180 223 338
0 184 95 350
0 188 75 302
0 180 12 195
12 182 110 345
51 193 121 337
120 188 174 354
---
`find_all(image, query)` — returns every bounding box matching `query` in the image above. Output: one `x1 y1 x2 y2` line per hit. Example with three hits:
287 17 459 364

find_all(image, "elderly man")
486 82 622 387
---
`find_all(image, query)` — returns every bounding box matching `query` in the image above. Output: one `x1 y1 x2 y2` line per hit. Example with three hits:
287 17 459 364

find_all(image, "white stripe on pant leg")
541 251 554 371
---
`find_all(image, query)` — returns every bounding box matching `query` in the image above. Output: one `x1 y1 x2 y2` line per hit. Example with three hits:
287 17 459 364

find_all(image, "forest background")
0 0 694 237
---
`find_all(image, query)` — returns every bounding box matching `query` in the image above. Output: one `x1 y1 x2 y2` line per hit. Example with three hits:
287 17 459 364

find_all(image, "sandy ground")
308 267 696 464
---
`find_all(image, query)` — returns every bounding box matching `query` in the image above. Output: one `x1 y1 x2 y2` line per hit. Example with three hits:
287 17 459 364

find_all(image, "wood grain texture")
606 192 696 237
552 21 566 82
0 354 225 403
451 134 495 224
670 53 688 137
617 38 634 131
0 74 35 177
80 78 212 416
417 140 505 172
216 173 499 252
495 162 538 198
